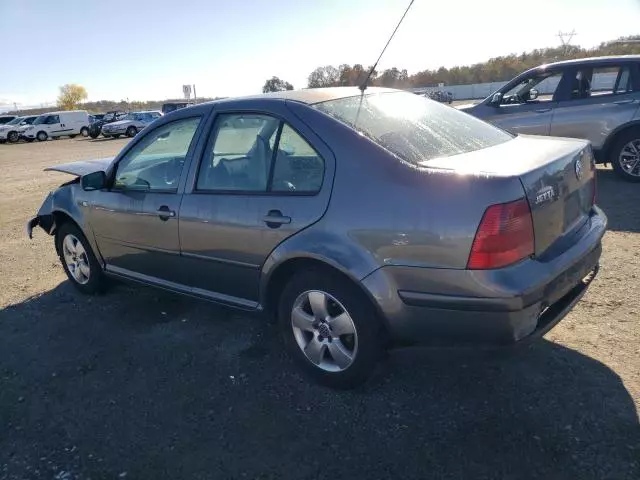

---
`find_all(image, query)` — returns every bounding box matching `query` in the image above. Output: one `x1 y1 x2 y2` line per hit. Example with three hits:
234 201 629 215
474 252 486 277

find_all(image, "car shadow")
0 282 638 479
596 166 640 233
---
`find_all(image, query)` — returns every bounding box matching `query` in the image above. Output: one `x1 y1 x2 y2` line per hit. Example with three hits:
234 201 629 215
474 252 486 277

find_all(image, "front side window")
197 114 279 192
114 117 201 192
500 71 563 104
46 115 60 124
33 115 47 125
315 91 512 165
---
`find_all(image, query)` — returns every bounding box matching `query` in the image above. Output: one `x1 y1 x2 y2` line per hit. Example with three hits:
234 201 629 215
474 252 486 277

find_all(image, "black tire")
126 126 137 138
55 222 107 294
278 268 383 389
7 131 19 143
36 131 48 142
611 128 640 182
89 131 100 139
80 127 89 137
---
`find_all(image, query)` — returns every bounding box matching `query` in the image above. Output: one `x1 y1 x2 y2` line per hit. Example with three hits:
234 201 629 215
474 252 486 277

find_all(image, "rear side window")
314 92 512 165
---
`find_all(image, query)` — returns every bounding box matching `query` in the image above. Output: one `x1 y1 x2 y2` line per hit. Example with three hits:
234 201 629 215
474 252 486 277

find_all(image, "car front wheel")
36 131 48 142
7 131 19 143
126 126 137 137
612 129 640 182
278 269 383 389
56 222 107 294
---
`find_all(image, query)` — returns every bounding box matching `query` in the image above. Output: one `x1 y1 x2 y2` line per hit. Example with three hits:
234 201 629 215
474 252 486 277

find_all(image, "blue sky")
1 0 639 111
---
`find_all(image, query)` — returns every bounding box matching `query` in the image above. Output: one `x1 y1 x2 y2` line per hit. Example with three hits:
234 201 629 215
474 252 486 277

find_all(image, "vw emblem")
575 157 584 180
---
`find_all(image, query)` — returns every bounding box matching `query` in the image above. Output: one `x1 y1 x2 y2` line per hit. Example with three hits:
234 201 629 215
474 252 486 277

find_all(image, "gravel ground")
0 138 638 480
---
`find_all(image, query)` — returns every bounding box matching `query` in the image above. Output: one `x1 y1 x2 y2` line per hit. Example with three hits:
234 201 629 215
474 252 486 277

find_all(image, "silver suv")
460 55 640 181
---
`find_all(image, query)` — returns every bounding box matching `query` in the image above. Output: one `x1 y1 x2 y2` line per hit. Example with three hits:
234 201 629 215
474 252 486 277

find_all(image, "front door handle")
614 99 635 105
157 205 176 221
535 108 552 113
263 210 291 228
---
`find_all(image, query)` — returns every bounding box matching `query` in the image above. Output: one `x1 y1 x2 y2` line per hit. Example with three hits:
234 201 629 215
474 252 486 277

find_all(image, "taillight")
467 198 534 270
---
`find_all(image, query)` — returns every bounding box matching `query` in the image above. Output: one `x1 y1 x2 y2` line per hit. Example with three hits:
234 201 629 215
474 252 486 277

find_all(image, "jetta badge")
535 185 555 205
575 156 584 180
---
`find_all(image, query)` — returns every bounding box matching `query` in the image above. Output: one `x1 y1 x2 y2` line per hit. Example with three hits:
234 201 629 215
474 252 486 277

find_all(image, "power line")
557 30 577 55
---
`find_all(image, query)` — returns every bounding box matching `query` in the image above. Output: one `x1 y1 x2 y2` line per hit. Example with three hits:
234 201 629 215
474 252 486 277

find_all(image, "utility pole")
557 30 577 56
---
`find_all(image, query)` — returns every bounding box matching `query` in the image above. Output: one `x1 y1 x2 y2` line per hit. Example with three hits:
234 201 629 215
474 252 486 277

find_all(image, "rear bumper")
362 206 606 346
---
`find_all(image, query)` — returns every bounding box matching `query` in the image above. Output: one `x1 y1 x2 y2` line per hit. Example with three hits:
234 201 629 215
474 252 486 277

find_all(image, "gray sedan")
27 88 606 388
101 111 162 138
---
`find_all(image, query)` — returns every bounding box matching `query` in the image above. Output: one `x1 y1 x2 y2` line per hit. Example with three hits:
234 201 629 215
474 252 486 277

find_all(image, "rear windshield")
314 91 512 164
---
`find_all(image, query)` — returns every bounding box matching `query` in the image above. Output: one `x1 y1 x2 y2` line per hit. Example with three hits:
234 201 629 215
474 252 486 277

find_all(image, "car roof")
201 86 402 108
532 55 640 72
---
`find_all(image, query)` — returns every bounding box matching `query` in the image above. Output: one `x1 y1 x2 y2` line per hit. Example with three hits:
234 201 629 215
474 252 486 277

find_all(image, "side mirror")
81 171 107 191
529 88 539 100
490 92 503 106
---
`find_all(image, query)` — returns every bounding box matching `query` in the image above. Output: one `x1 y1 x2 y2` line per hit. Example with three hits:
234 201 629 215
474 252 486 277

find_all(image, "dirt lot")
0 138 638 480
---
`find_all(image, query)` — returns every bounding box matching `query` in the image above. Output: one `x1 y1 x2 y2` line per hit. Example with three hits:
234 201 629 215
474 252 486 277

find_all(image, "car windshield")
6 117 23 125
33 115 48 125
314 91 512 164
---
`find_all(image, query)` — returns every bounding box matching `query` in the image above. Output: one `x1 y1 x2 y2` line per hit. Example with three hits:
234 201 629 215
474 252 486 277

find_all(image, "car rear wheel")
278 269 383 389
611 129 640 182
80 127 89 137
36 131 47 142
126 126 137 138
56 222 107 294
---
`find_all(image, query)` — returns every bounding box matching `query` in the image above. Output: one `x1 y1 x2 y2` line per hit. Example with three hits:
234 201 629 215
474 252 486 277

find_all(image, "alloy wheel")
290 290 358 372
619 139 640 177
62 234 91 285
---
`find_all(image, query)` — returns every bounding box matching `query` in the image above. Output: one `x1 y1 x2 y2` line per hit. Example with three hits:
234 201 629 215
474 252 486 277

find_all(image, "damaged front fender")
26 192 56 239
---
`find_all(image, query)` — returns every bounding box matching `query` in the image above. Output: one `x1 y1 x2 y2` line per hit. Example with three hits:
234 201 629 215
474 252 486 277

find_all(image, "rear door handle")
156 205 176 220
263 210 291 228
535 108 552 113
614 99 635 105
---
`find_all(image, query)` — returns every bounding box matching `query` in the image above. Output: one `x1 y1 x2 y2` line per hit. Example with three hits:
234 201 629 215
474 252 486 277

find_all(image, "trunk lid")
422 135 596 257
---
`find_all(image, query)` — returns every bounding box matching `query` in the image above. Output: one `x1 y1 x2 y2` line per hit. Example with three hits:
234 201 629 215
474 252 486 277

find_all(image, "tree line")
263 35 640 92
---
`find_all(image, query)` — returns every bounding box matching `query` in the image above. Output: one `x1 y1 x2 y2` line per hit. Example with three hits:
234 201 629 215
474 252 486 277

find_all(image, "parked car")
0 115 37 143
0 115 17 125
27 88 605 388
88 111 127 139
426 90 453 104
23 111 90 141
161 101 193 115
101 111 162 138
460 55 640 181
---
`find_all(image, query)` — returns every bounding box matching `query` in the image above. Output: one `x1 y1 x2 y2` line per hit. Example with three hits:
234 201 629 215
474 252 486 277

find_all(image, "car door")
45 114 62 137
87 116 203 285
549 62 640 150
479 69 567 136
179 108 333 307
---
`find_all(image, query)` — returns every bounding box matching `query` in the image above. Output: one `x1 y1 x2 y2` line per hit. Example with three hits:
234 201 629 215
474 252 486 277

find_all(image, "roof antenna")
359 0 416 92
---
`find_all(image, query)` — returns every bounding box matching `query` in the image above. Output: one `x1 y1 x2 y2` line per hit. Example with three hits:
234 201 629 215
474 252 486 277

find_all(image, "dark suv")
461 55 640 181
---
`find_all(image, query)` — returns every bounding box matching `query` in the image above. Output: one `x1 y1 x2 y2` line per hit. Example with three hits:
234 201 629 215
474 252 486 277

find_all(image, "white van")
23 110 90 141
